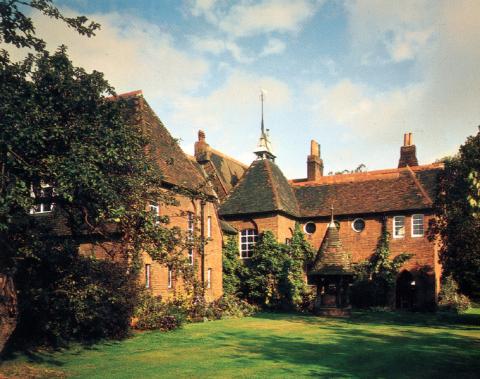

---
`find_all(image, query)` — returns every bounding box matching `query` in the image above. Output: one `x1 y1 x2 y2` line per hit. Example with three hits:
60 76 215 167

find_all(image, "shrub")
438 276 471 314
12 243 139 347
209 294 258 319
134 293 186 331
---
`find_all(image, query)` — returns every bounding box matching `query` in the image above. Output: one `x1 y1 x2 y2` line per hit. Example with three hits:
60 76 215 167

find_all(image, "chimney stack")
194 130 211 163
307 140 324 181
398 132 418 167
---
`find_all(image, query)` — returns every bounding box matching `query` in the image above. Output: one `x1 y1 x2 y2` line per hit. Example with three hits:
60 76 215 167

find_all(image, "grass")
1 310 480 379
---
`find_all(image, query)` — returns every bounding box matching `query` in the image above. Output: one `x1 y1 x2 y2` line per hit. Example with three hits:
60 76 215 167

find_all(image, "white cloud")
190 36 253 63
260 38 286 56
307 0 480 169
170 70 291 158
345 0 436 63
25 10 209 100
218 0 321 38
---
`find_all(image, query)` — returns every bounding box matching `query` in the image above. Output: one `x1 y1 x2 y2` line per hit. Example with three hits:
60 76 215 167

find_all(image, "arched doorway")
396 270 415 309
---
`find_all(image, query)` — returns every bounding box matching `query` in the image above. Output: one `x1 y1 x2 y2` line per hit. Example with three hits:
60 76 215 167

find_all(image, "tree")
242 231 285 307
0 1 188 349
242 227 313 310
432 128 480 299
222 236 242 296
278 223 314 310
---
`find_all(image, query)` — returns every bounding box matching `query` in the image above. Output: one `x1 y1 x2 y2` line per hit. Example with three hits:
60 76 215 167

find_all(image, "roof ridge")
264 160 281 211
405 165 433 205
290 163 444 186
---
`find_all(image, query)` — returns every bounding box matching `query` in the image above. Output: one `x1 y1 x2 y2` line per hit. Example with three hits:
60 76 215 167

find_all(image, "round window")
352 218 365 233
304 222 316 234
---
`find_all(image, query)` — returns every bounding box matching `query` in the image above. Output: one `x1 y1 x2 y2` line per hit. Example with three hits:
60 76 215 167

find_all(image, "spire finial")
329 204 335 227
260 89 265 135
254 89 275 161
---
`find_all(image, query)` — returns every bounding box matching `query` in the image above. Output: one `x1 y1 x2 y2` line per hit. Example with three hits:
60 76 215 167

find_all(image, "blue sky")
24 0 480 177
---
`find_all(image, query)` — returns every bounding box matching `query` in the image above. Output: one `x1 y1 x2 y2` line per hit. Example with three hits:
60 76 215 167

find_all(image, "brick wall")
80 193 223 302
225 211 440 307
300 212 440 307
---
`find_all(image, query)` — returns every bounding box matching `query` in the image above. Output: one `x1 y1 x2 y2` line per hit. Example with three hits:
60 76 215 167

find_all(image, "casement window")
393 216 405 238
167 266 173 289
145 264 151 289
187 212 194 265
411 214 425 237
207 216 212 238
240 229 258 259
30 185 54 214
149 202 160 224
207 268 212 289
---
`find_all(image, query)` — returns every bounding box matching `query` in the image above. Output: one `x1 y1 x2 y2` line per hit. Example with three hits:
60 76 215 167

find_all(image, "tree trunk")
0 274 17 353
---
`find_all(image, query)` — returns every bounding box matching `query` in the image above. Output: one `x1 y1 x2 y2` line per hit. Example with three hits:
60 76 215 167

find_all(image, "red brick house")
208 123 442 309
31 91 224 301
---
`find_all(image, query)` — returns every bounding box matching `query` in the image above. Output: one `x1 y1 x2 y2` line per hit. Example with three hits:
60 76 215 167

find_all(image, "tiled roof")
219 159 299 217
126 92 214 195
293 165 442 218
310 223 352 276
220 220 238 235
209 148 248 195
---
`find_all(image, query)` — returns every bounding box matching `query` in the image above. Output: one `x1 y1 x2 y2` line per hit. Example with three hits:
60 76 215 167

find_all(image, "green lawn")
2 310 480 379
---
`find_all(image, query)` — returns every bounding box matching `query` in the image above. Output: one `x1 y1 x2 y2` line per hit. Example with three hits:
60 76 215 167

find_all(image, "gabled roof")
292 164 442 218
310 223 352 276
219 159 299 217
126 92 214 196
209 148 248 195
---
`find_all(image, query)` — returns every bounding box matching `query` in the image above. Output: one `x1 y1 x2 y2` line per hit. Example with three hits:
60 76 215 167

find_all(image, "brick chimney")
398 132 418 167
194 130 211 163
307 140 324 181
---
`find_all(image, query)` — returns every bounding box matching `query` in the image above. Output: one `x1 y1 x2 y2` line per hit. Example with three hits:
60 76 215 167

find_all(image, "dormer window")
30 185 54 214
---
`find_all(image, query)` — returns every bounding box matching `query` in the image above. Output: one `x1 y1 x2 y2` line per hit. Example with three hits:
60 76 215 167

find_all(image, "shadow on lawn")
227 312 480 378
254 309 480 330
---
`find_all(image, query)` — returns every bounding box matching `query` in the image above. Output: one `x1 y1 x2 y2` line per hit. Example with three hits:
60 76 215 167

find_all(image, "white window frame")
30 184 55 214
145 264 151 289
149 202 160 224
167 266 172 289
240 229 258 259
187 212 194 265
411 214 424 237
207 216 212 238
303 222 316 235
207 268 212 289
393 216 405 238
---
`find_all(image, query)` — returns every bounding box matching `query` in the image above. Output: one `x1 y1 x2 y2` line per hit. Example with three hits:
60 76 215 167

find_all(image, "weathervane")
260 89 265 135
254 89 276 161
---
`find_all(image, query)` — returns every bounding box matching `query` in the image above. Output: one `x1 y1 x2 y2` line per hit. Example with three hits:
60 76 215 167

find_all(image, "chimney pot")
307 139 323 181
310 140 320 157
398 132 418 167
195 130 211 163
